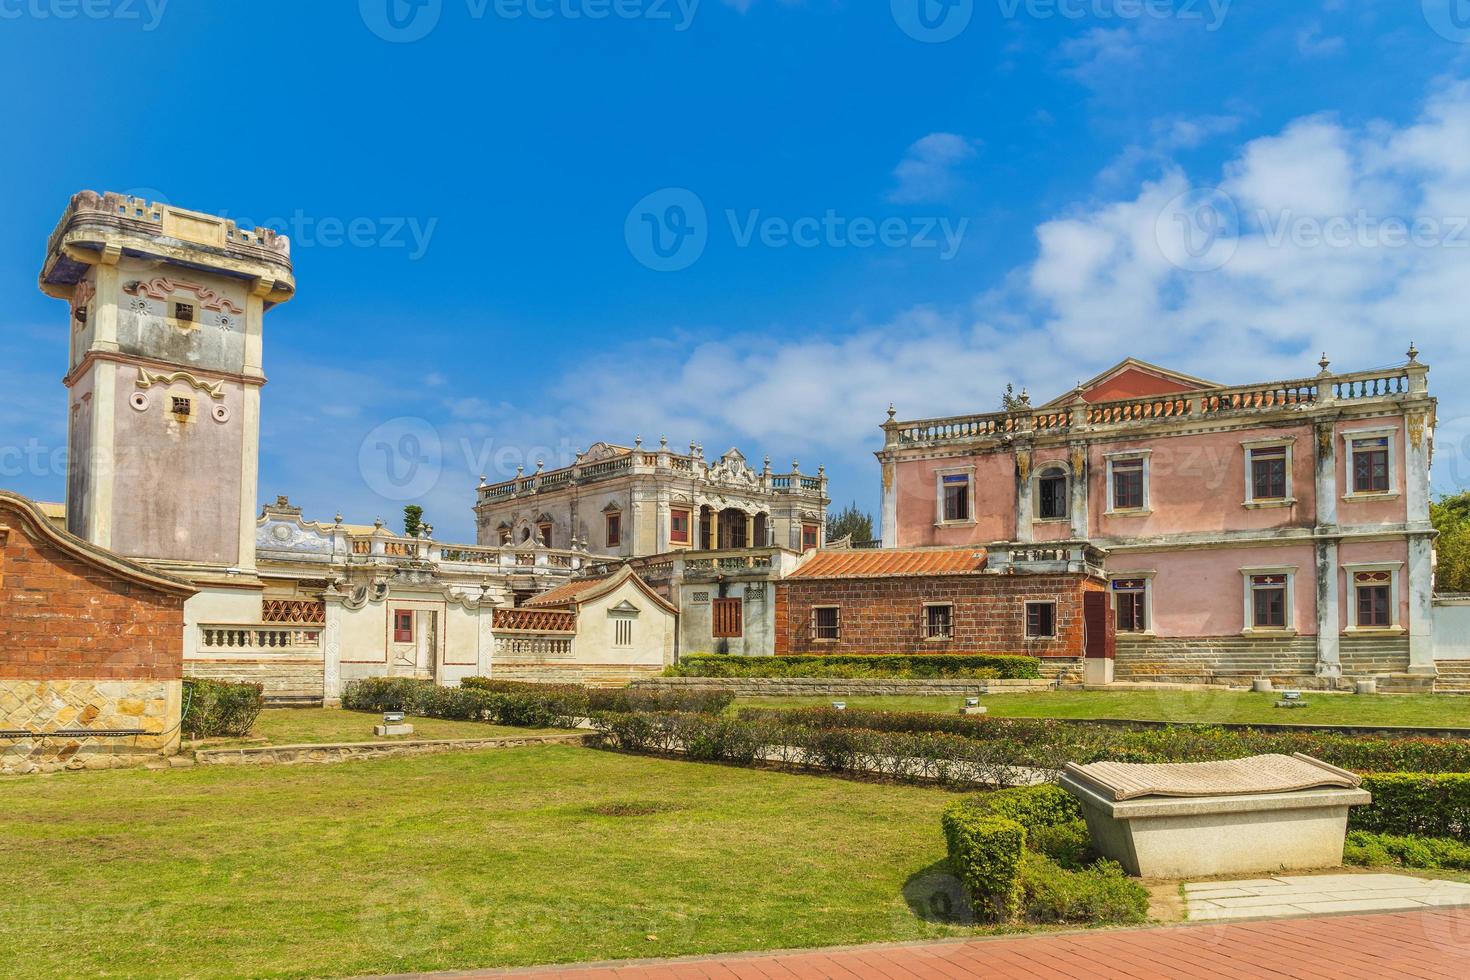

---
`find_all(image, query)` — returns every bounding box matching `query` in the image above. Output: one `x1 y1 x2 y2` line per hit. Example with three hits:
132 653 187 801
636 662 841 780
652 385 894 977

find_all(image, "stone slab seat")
1060 754 1372 878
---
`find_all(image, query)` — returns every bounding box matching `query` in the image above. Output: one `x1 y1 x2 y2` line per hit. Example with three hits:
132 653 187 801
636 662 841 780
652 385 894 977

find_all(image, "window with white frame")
1025 601 1056 639
1036 467 1069 521
937 469 973 523
1245 442 1291 504
1345 563 1401 630
1346 431 1394 496
1111 578 1150 633
924 603 954 640
1242 569 1295 631
1106 453 1149 513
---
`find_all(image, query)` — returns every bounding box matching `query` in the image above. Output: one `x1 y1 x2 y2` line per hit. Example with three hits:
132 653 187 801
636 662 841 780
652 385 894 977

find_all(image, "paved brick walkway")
402 908 1470 979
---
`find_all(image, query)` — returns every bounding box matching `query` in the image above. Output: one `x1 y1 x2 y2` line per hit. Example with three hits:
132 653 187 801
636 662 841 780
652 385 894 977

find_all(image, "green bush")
667 654 1040 680
1345 831 1470 870
1353 773 1470 838
182 678 264 739
740 707 1470 775
941 804 1026 923
586 688 735 715
341 678 585 728
941 785 1147 926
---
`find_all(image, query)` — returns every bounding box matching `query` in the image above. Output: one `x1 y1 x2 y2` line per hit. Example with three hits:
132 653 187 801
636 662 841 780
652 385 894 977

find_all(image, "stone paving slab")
1186 872 1470 921
377 908 1470 979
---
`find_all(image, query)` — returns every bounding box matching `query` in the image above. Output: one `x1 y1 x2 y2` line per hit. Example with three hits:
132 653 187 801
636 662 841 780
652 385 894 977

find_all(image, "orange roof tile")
787 548 988 580
523 575 612 608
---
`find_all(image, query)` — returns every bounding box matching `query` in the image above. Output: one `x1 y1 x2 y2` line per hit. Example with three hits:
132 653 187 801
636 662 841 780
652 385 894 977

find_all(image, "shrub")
586 688 734 715
182 678 264 739
341 677 585 728
942 804 1026 923
1353 773 1470 838
942 785 1147 926
1345 831 1470 870
667 654 1040 680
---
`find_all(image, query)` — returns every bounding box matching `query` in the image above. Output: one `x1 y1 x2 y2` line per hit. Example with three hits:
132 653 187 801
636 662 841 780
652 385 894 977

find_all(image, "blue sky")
3 0 1470 541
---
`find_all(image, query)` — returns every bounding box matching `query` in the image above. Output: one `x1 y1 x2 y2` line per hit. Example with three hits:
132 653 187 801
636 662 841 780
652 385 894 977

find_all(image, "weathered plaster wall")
1106 544 1318 637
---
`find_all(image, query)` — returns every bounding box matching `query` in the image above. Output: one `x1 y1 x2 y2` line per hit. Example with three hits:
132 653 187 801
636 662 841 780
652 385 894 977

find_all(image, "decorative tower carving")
38 191 295 576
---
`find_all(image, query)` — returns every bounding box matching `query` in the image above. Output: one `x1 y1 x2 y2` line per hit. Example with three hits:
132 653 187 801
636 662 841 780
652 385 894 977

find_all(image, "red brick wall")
0 501 187 680
775 573 1106 657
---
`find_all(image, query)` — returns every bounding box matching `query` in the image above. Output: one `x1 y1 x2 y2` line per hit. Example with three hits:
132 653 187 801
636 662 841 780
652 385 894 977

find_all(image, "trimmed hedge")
740 707 1470 774
1354 773 1470 838
667 654 1041 680
942 785 1148 925
1345 831 1470 870
182 678 264 739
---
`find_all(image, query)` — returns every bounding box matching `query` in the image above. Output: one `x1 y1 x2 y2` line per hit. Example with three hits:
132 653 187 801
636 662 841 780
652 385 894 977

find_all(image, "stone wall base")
1 678 181 775
1115 635 1418 690
185 659 324 705
193 732 587 766
492 662 665 688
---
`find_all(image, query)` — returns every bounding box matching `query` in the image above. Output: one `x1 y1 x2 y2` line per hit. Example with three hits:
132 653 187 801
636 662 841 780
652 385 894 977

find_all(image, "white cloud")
887 133 980 204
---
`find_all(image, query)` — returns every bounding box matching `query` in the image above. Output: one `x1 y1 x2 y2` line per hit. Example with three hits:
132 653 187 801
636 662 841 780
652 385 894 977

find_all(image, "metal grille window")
1112 579 1148 632
170 396 191 417
1111 459 1145 510
1355 571 1393 628
1249 446 1288 500
924 604 954 640
712 598 743 638
173 302 194 323
813 606 840 641
941 474 970 522
1250 575 1288 629
1025 602 1056 638
1352 437 1391 493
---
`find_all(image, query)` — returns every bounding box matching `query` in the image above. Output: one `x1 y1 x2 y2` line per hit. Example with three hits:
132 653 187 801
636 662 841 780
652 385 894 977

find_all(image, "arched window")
1036 467 1069 521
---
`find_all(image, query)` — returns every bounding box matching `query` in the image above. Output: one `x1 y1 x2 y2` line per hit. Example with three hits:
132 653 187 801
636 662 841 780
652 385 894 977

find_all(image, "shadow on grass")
902 860 979 926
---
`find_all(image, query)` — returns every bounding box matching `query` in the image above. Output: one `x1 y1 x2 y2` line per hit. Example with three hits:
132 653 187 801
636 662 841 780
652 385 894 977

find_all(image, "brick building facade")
1 490 195 773
773 547 1108 662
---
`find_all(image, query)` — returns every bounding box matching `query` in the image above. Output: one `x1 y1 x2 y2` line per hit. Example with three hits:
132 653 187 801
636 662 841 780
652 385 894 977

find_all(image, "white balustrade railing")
200 624 322 651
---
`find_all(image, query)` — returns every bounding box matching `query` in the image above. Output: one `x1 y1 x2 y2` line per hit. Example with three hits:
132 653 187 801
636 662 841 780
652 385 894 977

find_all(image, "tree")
826 502 875 545
1433 492 1470 593
1000 383 1030 413
402 504 426 538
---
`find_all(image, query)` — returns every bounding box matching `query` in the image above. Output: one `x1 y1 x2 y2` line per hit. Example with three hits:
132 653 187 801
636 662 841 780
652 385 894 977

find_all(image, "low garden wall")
194 732 588 767
632 676 1055 697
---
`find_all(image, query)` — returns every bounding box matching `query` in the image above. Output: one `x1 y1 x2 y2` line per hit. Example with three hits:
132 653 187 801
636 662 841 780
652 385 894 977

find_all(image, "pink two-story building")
877 351 1438 688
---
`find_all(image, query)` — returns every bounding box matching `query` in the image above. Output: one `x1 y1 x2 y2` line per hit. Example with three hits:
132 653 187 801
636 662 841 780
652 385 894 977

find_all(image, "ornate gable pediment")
580 441 627 464
707 448 759 488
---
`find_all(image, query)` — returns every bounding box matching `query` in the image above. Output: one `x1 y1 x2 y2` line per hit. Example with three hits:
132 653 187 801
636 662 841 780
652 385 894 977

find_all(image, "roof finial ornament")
1407 341 1420 364
1018 387 1032 407
334 512 343 526
373 516 384 530
635 434 642 449
1318 352 1331 374
886 402 896 422
659 435 668 449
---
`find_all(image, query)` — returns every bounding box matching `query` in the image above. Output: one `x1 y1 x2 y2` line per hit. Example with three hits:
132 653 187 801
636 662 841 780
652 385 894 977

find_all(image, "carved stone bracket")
136 368 226 400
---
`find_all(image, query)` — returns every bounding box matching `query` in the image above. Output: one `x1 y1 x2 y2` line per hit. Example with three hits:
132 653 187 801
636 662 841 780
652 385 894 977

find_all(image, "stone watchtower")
38 192 295 585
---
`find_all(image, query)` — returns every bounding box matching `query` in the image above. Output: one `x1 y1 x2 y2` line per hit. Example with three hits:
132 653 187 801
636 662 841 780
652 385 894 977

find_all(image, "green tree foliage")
826 502 875 544
403 504 425 538
1432 492 1470 593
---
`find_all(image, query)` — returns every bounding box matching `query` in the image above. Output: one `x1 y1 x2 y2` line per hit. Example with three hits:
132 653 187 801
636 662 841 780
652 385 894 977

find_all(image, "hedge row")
1355 773 1470 839
182 678 264 739
667 654 1041 680
1346 831 1470 870
341 678 734 729
590 711 1057 787
942 786 1148 925
739 707 1470 774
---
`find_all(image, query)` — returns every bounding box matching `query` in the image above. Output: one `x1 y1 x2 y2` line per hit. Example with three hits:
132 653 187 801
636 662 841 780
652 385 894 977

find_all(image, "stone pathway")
1185 872 1470 920
384 907 1470 978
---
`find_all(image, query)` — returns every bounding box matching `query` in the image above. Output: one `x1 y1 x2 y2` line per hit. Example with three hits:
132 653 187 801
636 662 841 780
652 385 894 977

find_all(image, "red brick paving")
396 908 1470 979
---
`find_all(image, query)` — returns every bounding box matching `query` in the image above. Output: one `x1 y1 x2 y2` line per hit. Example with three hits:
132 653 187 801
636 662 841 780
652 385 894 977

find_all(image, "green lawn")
203 707 569 747
736 689 1470 728
0 745 982 978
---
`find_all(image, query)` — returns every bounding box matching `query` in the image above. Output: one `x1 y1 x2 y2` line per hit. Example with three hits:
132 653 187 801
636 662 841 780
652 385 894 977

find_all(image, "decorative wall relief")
123 277 245 314
135 368 226 400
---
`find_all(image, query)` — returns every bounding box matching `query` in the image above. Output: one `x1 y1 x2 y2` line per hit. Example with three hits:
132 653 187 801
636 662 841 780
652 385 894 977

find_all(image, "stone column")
655 493 670 553
1314 537 1341 681
322 587 346 706
1406 407 1435 672
1014 448 1034 543
880 459 898 547
709 510 719 551
1069 443 1089 541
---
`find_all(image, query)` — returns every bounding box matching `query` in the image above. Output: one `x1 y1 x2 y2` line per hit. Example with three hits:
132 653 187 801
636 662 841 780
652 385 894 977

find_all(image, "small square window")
802 523 820 551
813 606 840 641
174 302 195 323
1025 602 1056 639
924 604 954 640
170 396 191 417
